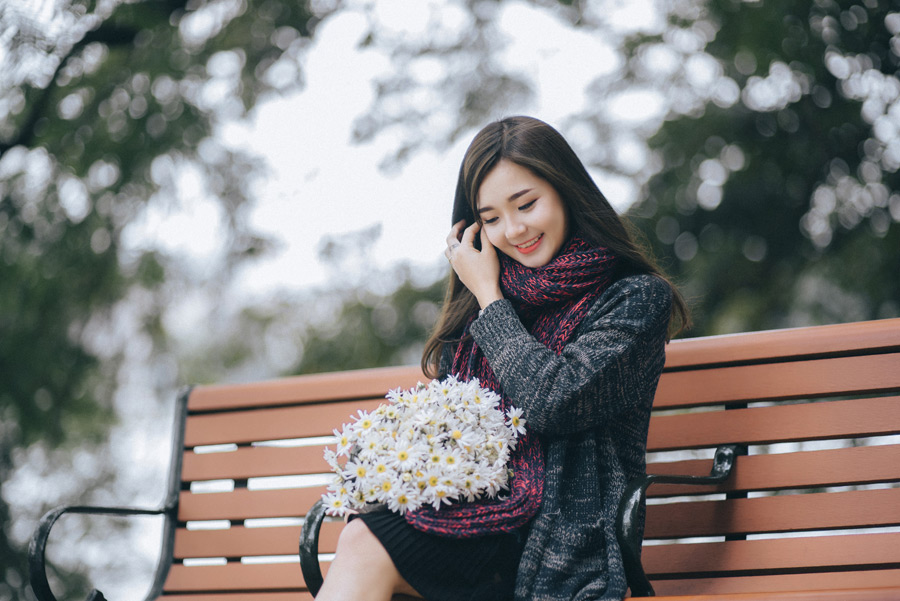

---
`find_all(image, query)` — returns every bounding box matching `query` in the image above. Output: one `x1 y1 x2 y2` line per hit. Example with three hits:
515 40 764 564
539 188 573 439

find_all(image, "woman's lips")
516 234 543 255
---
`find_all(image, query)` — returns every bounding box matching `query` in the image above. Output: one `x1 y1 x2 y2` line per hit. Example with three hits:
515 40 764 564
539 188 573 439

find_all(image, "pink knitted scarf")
405 237 618 537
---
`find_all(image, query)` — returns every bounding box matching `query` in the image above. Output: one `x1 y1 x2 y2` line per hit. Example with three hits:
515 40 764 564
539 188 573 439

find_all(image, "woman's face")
476 160 569 268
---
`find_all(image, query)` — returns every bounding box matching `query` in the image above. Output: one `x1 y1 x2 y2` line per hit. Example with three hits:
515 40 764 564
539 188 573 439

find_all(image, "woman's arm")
469 275 672 437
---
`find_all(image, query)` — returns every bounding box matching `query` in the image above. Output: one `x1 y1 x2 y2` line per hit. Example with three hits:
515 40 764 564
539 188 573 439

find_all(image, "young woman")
315 116 689 601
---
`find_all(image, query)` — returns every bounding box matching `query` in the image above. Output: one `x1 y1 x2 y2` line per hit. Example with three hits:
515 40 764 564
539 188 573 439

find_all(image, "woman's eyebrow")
508 188 533 202
477 188 534 213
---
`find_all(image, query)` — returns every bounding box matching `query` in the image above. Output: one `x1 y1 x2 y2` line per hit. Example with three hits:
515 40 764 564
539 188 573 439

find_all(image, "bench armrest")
29 504 169 601
616 444 743 597
298 499 329 597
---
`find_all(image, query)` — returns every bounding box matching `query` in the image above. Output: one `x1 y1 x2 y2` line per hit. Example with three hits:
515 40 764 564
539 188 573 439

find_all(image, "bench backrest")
160 318 900 599
643 318 900 597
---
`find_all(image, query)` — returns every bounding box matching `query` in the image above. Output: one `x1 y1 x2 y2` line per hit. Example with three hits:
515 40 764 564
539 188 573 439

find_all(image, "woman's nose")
505 217 526 241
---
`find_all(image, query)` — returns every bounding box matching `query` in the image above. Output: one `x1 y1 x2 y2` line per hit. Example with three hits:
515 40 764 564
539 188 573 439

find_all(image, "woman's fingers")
445 220 466 262
446 219 466 248
479 223 494 251
460 221 481 246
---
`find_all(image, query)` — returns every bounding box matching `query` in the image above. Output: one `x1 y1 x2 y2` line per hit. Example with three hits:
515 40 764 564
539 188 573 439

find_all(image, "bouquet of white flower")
322 375 526 517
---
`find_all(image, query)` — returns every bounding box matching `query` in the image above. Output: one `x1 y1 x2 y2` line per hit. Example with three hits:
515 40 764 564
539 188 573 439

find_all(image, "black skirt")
354 509 526 601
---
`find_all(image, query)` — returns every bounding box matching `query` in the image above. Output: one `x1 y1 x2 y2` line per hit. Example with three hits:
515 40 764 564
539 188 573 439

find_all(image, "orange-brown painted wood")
644 487 900 539
182 445 330 481
649 571 900 598
163 561 316 592
188 366 423 411
662 317 900 369
647 396 900 451
178 488 326 522
160 594 313 601
183 399 382 447
654 353 900 409
173 522 343 559
646 444 900 497
643 532 900 577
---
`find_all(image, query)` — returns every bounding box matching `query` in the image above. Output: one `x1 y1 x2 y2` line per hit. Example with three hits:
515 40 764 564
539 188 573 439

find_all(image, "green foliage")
295 270 448 374
0 0 329 597
626 0 900 334
174 262 448 387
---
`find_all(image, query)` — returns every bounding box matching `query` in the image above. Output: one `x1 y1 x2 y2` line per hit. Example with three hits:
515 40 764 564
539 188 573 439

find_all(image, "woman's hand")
445 220 503 309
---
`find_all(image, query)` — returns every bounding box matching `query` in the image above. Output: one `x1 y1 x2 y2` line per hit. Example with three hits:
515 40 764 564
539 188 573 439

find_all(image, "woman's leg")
315 518 423 601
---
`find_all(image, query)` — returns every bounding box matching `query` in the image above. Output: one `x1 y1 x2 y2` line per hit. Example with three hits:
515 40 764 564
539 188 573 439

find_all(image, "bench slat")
643 531 900 577
654 353 900 409
183 437 900 489
160 594 312 601
647 396 900 451
645 487 900 539
184 400 382 447
164 562 313 593
182 445 330 482
652 570 900 598
173 523 342 558
179 488 326 522
646 444 900 496
187 366 423 412
663 317 900 369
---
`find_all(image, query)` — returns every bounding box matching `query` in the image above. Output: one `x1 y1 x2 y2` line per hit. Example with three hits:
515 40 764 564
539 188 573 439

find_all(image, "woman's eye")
483 216 498 225
519 200 537 211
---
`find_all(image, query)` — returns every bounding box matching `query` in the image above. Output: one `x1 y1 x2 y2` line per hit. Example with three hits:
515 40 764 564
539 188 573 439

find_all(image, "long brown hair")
421 116 690 377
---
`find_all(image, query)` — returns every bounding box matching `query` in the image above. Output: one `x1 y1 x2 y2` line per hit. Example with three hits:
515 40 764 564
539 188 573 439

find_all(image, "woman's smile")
514 234 544 254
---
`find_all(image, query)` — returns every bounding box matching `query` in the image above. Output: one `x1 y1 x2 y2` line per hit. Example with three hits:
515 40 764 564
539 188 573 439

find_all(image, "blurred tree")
351 0 900 335
293 268 447 374
179 264 447 382
623 0 900 334
175 228 448 384
0 0 332 597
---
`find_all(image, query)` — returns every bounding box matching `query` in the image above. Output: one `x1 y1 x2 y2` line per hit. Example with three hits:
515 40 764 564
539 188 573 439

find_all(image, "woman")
315 116 689 601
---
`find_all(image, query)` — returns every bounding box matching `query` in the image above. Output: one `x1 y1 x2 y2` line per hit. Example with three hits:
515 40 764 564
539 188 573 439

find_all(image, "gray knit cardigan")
468 273 672 601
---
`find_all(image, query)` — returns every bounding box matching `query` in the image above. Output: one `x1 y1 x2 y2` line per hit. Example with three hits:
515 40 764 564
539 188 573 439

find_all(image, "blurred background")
2 0 899 598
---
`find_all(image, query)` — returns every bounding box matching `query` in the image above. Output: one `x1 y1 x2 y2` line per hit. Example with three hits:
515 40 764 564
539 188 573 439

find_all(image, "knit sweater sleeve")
469 274 671 437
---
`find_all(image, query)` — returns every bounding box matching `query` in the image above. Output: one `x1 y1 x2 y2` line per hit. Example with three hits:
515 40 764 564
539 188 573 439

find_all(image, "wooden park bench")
29 317 900 600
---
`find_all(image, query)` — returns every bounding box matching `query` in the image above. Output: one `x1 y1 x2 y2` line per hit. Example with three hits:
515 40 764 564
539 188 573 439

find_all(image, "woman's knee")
336 519 390 563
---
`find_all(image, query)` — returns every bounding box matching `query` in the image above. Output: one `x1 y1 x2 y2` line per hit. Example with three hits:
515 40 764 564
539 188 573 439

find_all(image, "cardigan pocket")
532 519 609 601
